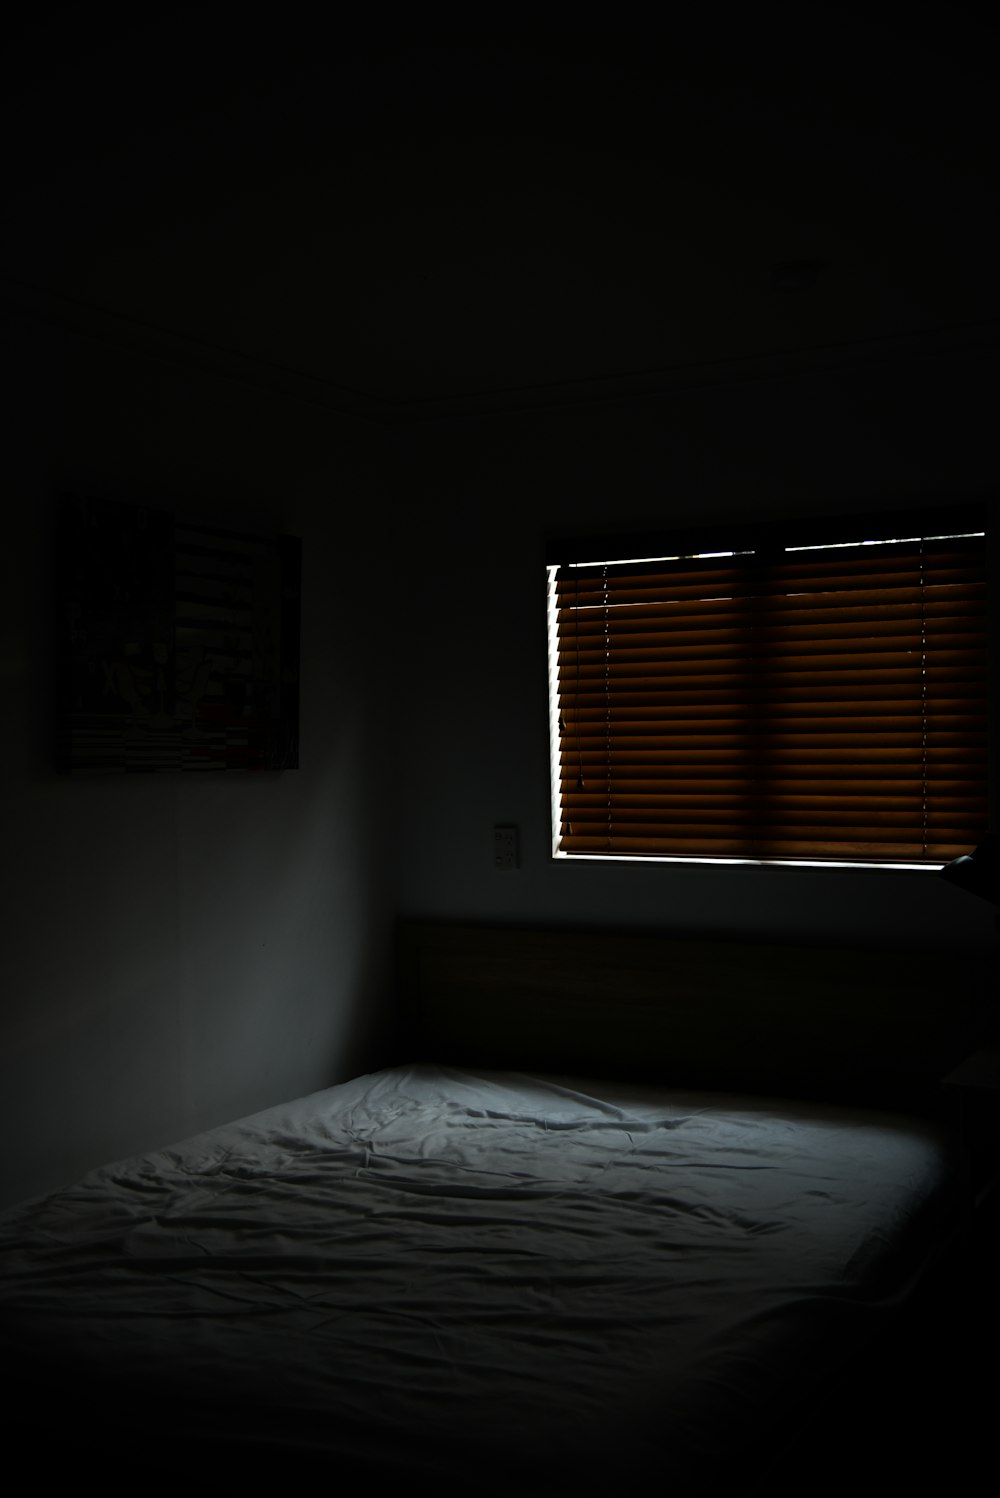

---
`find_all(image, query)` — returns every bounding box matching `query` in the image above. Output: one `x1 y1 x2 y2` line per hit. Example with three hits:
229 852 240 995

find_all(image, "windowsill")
551 853 945 874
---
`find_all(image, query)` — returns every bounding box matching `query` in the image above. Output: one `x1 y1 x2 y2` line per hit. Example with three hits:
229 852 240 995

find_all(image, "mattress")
0 1064 957 1493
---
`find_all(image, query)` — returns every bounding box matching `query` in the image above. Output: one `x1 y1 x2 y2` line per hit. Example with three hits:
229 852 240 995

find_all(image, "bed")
0 921 991 1494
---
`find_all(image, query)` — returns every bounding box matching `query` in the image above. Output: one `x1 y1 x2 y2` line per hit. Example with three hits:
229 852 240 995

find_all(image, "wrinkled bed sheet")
0 1065 955 1492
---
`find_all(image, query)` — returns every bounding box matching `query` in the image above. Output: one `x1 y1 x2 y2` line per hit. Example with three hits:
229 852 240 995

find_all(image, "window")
546 508 989 869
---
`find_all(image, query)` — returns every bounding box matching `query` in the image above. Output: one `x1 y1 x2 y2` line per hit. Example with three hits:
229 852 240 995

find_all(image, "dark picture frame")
55 497 300 773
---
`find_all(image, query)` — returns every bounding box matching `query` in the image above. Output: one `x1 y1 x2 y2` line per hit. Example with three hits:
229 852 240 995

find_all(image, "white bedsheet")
0 1065 955 1491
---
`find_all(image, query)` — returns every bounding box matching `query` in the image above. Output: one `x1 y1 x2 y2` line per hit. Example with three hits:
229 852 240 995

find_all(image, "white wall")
394 346 999 951
0 314 398 1207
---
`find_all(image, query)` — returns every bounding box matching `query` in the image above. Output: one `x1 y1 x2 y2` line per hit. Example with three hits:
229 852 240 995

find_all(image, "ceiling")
4 5 998 421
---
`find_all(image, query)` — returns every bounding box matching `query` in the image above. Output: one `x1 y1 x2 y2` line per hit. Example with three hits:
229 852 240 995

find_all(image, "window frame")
545 505 990 873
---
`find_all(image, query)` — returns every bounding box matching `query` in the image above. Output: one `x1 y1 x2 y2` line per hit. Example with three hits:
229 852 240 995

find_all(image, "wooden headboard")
396 920 992 1110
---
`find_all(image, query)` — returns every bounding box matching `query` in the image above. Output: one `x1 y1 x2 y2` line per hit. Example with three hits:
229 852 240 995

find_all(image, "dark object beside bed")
0 923 991 1493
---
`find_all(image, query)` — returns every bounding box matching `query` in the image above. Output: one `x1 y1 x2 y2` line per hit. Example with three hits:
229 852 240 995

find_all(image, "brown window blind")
549 514 989 865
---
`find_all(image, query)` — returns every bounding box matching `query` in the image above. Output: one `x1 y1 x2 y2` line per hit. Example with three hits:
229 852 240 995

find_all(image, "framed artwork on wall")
55 497 301 773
